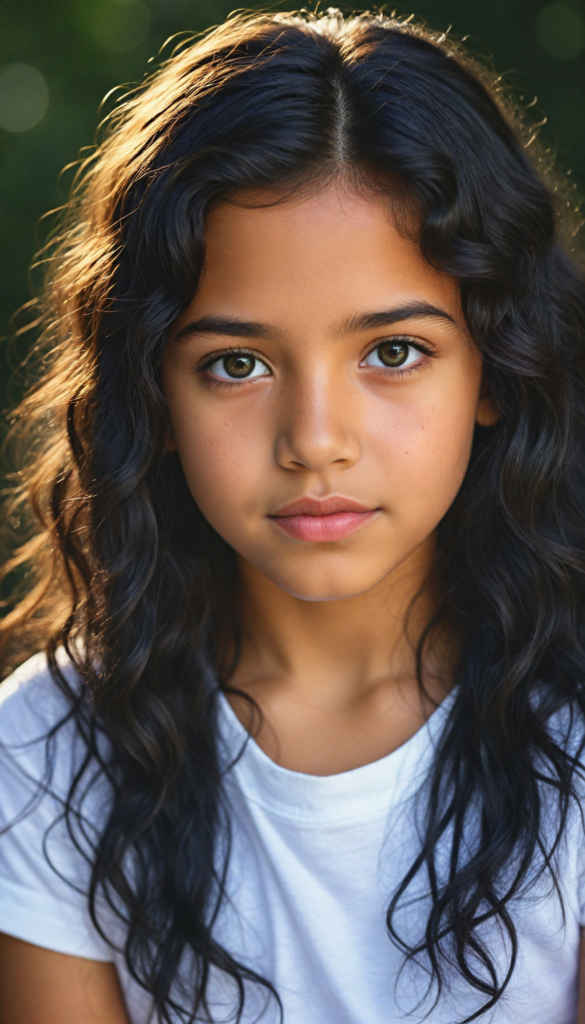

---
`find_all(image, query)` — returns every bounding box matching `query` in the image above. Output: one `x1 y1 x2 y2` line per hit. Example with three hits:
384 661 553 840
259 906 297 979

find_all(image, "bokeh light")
0 64 49 134
536 3 585 60
80 0 153 54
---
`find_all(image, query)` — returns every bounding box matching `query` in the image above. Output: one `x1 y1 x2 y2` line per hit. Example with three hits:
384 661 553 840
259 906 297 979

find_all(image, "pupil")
224 354 254 378
379 342 408 367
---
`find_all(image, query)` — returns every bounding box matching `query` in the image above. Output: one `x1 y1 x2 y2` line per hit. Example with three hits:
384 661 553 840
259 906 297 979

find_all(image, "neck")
226 534 453 773
232 533 442 705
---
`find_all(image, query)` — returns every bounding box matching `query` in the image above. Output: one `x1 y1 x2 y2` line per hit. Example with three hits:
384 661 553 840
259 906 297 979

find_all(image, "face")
162 184 495 602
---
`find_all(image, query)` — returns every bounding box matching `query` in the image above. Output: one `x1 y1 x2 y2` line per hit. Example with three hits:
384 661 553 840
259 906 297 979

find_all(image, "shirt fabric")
0 652 584 1023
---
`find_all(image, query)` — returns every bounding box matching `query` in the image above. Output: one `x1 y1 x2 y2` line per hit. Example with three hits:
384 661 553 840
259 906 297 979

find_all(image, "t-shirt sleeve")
0 652 114 961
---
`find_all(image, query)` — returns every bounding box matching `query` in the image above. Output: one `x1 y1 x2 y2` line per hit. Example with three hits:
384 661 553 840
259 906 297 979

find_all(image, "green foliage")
0 0 583 382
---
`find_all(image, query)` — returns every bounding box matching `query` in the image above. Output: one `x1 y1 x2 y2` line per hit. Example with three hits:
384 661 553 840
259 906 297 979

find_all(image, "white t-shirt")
0 652 584 1023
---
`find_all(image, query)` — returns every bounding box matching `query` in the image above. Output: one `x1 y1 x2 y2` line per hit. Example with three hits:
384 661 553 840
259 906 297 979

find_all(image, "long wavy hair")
2 8 585 1022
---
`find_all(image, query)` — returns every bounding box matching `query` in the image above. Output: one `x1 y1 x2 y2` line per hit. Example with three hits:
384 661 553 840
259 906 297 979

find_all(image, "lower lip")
269 510 377 542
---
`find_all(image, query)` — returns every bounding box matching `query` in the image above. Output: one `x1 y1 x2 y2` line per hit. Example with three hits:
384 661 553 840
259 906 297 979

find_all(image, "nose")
274 369 361 473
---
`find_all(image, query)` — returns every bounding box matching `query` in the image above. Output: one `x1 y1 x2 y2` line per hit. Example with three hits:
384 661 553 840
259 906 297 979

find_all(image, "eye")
207 351 271 380
364 340 422 370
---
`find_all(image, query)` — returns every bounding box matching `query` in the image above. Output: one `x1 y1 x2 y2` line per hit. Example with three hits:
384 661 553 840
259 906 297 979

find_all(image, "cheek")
171 399 271 526
368 382 479 517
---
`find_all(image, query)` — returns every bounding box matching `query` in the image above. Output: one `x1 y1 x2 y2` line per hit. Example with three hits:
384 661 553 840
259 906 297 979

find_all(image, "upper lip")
270 496 376 517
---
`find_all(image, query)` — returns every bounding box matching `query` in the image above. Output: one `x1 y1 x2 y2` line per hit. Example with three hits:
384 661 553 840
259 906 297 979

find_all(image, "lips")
267 495 379 542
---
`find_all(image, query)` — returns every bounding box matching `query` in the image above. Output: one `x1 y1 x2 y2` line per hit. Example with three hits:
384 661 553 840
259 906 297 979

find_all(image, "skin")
0 934 128 1023
3 182 584 1020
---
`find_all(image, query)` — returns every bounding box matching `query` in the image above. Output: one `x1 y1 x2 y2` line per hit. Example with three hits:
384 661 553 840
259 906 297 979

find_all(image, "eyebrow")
335 303 457 336
174 302 457 344
174 315 278 343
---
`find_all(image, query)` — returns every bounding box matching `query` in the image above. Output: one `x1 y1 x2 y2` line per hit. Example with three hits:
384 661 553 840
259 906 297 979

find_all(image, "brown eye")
223 353 256 377
364 340 419 370
377 342 409 367
207 351 271 381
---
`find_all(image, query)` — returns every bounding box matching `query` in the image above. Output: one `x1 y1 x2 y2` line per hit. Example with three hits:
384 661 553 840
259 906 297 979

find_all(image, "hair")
1 8 585 1023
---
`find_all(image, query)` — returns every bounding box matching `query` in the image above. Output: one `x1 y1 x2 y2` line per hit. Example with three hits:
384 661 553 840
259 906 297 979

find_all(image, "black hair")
2 9 585 1023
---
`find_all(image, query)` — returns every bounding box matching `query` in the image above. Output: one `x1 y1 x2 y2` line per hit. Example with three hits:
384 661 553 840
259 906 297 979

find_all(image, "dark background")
0 0 583 407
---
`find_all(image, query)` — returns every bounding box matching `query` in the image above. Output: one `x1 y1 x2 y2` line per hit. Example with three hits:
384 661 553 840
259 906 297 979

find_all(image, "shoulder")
0 650 107 810
0 648 112 881
0 653 115 962
0 649 79 745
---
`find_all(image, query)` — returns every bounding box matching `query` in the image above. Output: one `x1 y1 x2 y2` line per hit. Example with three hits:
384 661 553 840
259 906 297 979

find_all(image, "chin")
265 566 385 603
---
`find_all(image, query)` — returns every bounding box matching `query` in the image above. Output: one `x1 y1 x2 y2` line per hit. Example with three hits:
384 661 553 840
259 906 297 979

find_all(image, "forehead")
191 184 460 326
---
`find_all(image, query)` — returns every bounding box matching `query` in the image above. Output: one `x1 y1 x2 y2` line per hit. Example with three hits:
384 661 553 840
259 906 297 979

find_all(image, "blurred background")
0 0 583 405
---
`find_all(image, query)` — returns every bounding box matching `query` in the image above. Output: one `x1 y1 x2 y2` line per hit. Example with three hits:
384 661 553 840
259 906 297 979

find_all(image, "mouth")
267 496 379 543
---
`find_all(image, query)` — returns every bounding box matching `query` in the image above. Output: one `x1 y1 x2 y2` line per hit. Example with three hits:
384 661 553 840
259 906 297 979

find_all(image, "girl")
0 8 583 1024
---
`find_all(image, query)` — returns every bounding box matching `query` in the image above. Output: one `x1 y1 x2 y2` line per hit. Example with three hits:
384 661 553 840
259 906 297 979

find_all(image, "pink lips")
268 496 378 542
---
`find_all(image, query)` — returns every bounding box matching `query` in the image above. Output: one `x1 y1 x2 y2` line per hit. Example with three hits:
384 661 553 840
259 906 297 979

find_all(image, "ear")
475 377 499 427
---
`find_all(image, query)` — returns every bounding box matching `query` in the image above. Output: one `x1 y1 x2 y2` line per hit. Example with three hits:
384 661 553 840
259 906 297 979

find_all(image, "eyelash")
197 337 435 387
361 336 435 377
196 348 270 389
